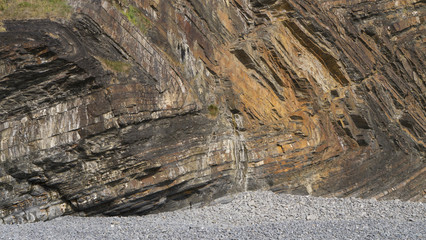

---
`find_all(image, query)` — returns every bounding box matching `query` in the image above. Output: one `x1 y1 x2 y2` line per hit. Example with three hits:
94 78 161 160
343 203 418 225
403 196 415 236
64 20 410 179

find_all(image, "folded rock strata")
0 0 424 223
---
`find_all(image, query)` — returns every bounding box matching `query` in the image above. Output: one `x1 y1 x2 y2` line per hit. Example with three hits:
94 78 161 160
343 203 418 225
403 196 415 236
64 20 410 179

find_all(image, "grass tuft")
123 5 151 34
108 0 151 34
0 0 72 20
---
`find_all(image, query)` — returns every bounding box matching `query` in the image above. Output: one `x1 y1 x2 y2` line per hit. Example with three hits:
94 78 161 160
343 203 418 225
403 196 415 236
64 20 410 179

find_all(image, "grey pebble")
0 191 424 239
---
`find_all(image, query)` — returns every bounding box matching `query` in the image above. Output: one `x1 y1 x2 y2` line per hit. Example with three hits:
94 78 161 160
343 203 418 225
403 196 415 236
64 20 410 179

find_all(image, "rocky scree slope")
0 0 425 223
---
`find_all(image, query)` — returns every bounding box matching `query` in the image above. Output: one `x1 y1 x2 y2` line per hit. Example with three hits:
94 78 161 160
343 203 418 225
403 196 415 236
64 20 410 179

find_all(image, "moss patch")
0 0 72 20
208 104 219 117
98 57 131 73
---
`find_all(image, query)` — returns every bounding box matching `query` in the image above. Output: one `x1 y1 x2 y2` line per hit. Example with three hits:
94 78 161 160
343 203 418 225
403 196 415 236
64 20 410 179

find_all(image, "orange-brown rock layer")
0 0 424 223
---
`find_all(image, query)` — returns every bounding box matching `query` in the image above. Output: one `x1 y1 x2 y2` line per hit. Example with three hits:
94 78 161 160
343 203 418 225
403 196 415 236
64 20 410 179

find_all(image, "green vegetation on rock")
0 0 72 20
208 104 219 117
98 57 131 73
123 5 151 34
108 0 151 34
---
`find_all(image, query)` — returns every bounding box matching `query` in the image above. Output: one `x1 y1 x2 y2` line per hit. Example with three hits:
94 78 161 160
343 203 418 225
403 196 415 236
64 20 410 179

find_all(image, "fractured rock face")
0 0 425 223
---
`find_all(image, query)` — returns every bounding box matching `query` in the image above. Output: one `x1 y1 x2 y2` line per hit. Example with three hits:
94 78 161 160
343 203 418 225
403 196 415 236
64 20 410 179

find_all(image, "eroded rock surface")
0 0 424 223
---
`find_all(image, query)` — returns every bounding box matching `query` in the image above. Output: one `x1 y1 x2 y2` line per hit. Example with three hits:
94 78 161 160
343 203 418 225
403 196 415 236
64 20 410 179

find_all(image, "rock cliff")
0 0 424 223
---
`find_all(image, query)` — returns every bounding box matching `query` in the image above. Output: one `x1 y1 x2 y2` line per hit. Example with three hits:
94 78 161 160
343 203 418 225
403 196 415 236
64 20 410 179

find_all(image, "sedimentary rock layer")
0 0 424 223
